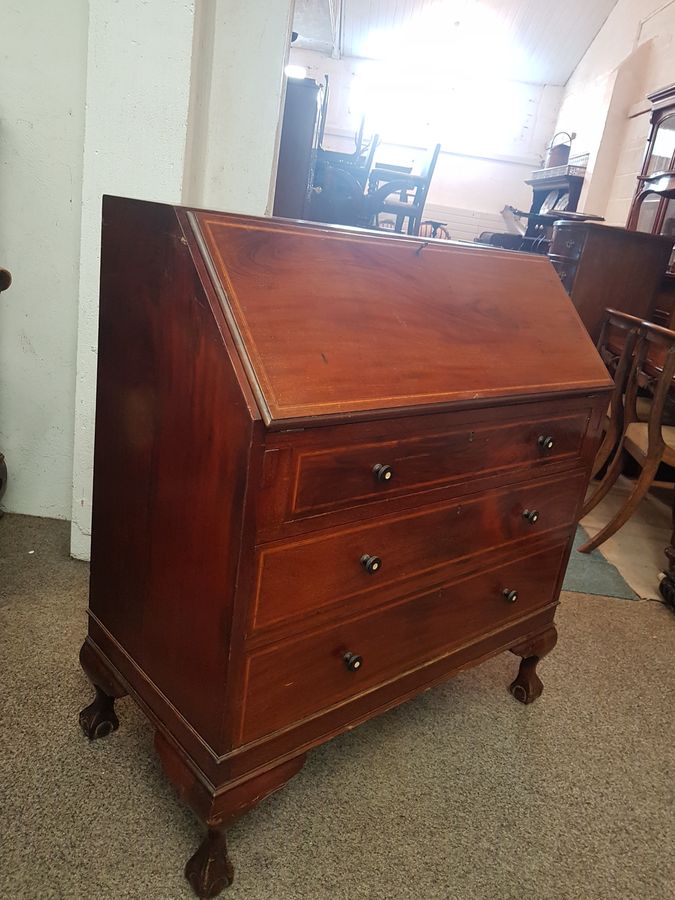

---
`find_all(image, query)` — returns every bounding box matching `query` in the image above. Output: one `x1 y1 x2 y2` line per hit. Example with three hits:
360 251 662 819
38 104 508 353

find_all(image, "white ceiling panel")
293 0 621 85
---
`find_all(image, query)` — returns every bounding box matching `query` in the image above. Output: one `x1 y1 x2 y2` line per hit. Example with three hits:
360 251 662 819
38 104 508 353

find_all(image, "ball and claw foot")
79 686 120 740
509 625 557 705
509 657 544 704
185 828 234 899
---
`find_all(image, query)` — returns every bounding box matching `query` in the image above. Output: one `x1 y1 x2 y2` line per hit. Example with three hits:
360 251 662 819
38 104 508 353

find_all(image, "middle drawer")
250 470 584 634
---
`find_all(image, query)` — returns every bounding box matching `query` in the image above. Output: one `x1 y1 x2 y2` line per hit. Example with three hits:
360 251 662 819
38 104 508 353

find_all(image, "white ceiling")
293 0 620 86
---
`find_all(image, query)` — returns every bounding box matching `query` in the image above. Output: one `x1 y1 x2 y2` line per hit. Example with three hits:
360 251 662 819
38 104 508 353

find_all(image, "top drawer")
550 228 586 261
257 403 592 536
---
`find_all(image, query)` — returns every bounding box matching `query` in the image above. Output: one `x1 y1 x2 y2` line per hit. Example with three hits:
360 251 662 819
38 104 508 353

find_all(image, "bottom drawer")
240 543 568 744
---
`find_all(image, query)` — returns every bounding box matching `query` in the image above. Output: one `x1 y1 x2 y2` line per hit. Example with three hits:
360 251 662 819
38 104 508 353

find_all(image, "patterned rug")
562 526 638 599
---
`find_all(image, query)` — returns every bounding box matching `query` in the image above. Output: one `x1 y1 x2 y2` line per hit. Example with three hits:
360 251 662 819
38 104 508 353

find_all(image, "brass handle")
372 463 393 483
503 589 518 603
538 435 554 451
344 651 363 672
360 554 382 574
522 508 539 525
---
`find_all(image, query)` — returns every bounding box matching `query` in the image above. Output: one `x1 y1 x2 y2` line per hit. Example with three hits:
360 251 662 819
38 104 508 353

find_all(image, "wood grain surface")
192 211 610 426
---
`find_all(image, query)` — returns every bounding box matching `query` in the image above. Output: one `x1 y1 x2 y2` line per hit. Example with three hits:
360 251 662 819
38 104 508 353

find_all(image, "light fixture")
285 64 307 80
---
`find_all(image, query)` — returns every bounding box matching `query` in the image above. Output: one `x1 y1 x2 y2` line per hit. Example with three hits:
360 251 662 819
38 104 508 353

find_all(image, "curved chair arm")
368 169 426 196
366 178 421 205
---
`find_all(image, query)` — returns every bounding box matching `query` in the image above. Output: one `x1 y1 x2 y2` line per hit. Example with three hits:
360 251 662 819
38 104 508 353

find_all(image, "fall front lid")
190 211 610 428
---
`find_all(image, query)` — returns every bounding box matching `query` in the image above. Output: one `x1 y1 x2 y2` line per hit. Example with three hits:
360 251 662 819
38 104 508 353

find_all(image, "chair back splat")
585 308 645 487
580 316 675 553
365 143 441 236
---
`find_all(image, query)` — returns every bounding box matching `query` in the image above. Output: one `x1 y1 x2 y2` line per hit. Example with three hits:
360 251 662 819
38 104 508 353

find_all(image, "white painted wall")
555 0 675 223
289 48 564 237
0 1 88 519
184 0 294 213
70 0 294 560
69 0 199 559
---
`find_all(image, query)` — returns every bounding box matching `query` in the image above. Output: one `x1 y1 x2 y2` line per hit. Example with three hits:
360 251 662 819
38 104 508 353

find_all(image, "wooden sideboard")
78 199 610 896
549 221 674 342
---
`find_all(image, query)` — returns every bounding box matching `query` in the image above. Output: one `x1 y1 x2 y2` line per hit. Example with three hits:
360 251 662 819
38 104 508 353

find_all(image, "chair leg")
590 423 618 481
580 442 626 518
578 458 660 553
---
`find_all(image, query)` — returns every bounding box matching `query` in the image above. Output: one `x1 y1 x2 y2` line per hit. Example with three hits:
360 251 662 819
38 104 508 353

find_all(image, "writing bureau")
79 196 611 897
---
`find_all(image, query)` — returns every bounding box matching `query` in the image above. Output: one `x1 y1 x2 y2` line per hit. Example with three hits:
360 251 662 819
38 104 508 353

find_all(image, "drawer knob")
373 463 393 483
538 435 554 451
522 508 539 525
503 589 518 603
344 651 363 672
360 554 382 574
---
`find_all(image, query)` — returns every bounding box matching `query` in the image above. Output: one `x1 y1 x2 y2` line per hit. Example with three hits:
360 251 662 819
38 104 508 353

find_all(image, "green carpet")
562 526 638 599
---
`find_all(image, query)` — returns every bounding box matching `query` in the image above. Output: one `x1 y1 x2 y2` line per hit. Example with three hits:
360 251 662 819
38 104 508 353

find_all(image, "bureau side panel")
89 197 254 751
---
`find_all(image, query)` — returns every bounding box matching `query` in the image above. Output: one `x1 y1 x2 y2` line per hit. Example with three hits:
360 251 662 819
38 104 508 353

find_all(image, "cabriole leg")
509 625 558 704
78 639 127 739
185 827 234 898
79 685 120 740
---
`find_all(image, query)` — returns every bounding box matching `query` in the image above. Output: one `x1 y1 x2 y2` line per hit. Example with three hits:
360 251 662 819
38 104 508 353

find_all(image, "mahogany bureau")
79 197 611 896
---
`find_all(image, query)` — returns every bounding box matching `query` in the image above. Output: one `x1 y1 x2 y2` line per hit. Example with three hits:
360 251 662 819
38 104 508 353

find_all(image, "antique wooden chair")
365 142 441 236
579 319 675 553
310 133 380 227
584 308 645 490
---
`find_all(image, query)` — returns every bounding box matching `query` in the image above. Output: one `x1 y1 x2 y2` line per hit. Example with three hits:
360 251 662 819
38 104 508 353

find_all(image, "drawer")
549 255 578 294
259 404 591 533
240 542 567 743
550 228 586 260
251 470 584 633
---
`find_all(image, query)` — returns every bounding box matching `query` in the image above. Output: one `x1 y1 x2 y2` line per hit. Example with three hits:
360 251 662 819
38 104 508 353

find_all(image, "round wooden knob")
344 652 363 672
522 508 539 525
538 435 554 451
372 463 393 483
502 589 518 603
360 554 382 574
0 269 11 292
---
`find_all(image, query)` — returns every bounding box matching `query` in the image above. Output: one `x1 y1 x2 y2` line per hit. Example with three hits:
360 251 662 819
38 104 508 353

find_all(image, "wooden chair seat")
624 422 675 466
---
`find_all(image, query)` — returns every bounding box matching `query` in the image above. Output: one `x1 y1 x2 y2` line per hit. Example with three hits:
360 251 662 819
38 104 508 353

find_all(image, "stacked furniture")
79 197 610 897
364 143 441 235
627 82 675 249
549 221 674 342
